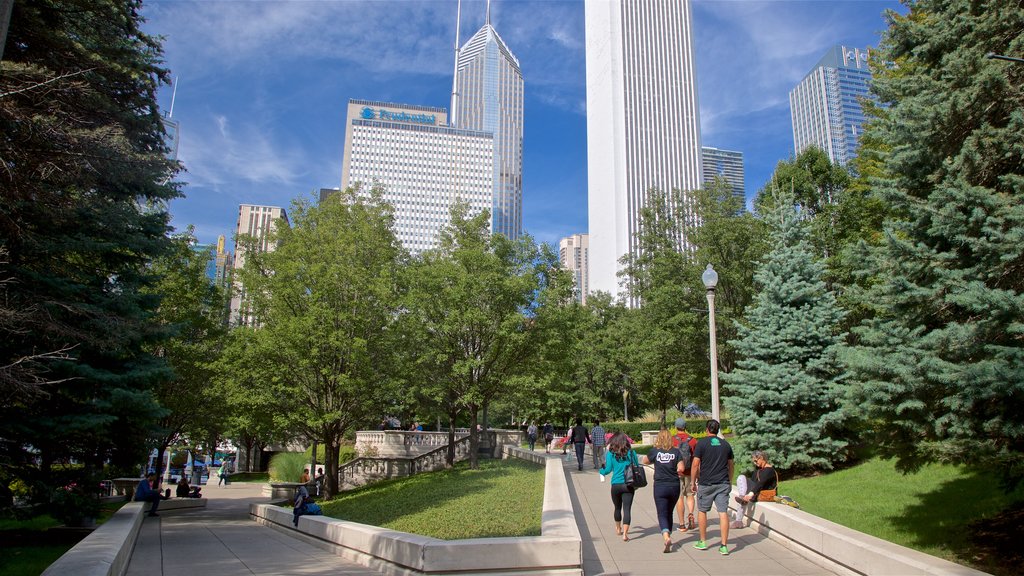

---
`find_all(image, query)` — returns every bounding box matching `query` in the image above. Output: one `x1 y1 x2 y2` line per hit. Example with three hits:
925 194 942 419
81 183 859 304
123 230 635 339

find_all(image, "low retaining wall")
730 490 991 576
42 502 144 576
250 446 581 575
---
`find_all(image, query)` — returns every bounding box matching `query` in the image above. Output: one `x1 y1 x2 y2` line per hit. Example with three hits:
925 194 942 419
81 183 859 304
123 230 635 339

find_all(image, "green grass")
228 472 269 483
318 459 544 540
0 501 127 576
0 545 72 576
782 458 1024 570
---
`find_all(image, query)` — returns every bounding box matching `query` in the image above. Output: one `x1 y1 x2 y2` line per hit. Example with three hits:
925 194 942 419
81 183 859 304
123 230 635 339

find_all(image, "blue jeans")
653 482 681 533
574 443 586 469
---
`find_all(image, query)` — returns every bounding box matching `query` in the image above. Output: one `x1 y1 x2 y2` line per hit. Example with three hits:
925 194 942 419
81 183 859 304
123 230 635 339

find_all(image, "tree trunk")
324 439 340 499
468 406 479 470
446 412 457 467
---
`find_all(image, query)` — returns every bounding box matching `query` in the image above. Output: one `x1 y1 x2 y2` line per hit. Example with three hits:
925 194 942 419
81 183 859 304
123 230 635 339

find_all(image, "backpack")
673 433 696 474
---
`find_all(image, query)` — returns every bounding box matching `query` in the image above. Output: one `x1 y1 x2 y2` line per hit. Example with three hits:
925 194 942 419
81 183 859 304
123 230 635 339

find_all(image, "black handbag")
623 451 648 489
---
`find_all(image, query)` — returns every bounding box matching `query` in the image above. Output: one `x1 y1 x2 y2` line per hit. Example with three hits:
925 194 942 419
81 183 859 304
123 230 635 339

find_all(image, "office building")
585 0 703 299
214 234 232 293
191 242 217 283
701 146 745 202
558 233 590 305
229 204 288 327
452 18 524 240
341 99 495 254
790 45 873 167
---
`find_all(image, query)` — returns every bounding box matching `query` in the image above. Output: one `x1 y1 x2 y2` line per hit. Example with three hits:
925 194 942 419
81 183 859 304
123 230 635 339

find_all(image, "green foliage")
723 196 851 472
844 0 1024 488
268 452 308 483
49 482 101 526
303 444 356 466
318 459 544 539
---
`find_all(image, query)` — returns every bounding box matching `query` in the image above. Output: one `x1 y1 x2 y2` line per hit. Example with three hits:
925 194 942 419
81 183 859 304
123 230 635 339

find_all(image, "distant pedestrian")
314 467 325 496
672 417 698 531
642 428 685 553
218 463 230 486
527 422 538 451
543 421 554 454
570 418 591 471
590 420 606 468
598 431 637 542
690 419 734 555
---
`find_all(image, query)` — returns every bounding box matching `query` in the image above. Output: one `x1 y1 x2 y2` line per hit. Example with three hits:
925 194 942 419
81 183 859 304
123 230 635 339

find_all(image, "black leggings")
653 483 681 533
610 483 635 525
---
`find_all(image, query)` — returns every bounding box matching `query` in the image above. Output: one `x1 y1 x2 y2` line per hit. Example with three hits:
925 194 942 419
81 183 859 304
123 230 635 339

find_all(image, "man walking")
673 417 698 531
590 420 606 468
569 418 591 471
690 419 734 555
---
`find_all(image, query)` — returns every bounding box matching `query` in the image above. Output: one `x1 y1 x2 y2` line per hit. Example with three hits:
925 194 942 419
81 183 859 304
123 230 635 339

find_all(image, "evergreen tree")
723 196 850 471
844 0 1024 486
0 0 178 491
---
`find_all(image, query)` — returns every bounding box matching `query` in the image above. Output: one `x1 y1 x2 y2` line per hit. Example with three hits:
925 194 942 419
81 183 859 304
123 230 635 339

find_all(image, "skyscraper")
229 204 288 327
453 15 524 240
702 146 745 202
340 99 495 254
790 45 873 167
558 233 590 305
585 0 703 299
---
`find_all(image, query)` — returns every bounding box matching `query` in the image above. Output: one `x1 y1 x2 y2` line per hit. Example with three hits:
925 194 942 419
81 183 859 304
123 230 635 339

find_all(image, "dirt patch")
964 502 1024 576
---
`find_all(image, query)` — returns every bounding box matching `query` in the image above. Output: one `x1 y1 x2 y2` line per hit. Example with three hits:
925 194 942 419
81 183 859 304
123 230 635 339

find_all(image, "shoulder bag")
623 450 648 489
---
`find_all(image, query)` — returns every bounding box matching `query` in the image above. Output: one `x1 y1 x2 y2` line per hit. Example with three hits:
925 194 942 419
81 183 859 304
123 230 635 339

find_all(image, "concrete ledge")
251 450 582 575
157 497 207 511
42 502 145 576
731 489 991 576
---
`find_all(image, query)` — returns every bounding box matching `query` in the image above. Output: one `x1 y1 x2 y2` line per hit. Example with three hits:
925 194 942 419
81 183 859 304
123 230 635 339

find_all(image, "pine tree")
723 197 850 472
843 0 1024 486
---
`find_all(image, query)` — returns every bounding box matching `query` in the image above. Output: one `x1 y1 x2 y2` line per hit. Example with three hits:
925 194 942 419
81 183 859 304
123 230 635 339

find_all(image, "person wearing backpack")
672 417 698 531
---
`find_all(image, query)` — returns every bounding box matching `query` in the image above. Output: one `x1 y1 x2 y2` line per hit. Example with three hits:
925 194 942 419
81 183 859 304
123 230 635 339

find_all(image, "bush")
268 452 308 482
49 482 101 526
304 443 358 465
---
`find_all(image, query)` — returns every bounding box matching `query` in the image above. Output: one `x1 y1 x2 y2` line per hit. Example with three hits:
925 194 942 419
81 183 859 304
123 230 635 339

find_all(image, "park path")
557 449 837 576
125 479 376 576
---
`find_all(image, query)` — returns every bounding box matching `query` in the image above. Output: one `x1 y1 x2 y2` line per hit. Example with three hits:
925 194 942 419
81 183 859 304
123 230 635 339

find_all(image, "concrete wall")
42 502 145 576
251 447 582 575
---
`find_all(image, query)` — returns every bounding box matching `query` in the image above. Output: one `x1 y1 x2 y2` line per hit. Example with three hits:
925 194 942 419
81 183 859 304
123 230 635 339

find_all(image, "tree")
723 195 851 472
402 204 545 468
0 0 178 496
234 187 404 496
843 0 1024 487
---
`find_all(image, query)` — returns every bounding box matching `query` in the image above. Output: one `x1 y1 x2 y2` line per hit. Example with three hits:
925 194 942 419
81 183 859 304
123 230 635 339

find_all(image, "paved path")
557 450 836 576
125 480 376 576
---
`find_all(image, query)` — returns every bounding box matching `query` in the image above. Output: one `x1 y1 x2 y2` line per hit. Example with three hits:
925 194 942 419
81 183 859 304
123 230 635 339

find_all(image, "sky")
142 0 903 249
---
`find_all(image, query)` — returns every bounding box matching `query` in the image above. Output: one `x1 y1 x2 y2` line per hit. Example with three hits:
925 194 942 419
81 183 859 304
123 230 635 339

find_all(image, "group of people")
299 466 326 496
526 419 608 470
135 470 205 517
595 417 777 556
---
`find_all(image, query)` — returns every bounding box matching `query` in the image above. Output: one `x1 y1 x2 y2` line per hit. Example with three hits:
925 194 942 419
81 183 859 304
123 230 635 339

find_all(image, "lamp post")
986 52 1024 64
702 264 721 429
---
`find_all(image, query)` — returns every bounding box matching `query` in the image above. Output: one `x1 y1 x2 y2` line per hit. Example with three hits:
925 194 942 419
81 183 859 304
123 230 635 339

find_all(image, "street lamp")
986 52 1024 64
702 264 721 430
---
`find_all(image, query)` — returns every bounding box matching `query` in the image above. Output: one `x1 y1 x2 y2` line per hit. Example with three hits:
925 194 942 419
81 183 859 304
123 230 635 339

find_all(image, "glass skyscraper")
702 146 745 202
453 21 524 240
790 45 874 167
585 0 703 299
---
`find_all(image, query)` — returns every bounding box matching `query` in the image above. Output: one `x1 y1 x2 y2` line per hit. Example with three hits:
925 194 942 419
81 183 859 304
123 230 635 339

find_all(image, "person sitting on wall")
176 475 202 498
136 473 169 517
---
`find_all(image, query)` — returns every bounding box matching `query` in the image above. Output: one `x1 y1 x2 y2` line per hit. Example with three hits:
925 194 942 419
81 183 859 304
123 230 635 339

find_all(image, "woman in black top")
643 428 685 553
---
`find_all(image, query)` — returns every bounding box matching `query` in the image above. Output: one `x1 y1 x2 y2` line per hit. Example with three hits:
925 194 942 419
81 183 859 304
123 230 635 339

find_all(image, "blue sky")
143 0 902 248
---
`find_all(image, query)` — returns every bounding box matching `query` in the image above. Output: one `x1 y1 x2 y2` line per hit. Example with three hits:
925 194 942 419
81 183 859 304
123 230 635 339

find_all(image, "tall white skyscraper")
229 204 288 327
341 99 495 254
453 17 524 240
585 0 703 299
790 45 873 167
558 233 590 305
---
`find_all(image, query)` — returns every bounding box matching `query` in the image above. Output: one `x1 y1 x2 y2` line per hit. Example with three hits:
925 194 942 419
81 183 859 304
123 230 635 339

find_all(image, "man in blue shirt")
135 473 166 517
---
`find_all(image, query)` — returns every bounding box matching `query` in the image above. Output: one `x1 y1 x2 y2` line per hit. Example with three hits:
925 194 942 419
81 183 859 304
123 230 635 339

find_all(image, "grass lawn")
782 457 1024 575
318 458 544 540
0 501 127 576
228 472 269 483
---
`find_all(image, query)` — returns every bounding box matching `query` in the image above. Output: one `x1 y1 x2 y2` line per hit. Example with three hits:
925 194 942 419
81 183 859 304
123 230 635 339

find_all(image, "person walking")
598 431 638 541
732 450 778 528
542 421 554 454
690 419 734 555
218 462 230 486
590 420 606 468
642 428 685 553
570 418 591 471
672 417 698 531
527 422 538 451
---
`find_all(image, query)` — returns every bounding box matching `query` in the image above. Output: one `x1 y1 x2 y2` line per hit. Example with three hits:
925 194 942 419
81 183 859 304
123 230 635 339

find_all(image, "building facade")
789 45 873 167
453 21 524 240
585 0 703 299
558 233 590 305
229 204 288 327
701 146 745 202
341 99 495 254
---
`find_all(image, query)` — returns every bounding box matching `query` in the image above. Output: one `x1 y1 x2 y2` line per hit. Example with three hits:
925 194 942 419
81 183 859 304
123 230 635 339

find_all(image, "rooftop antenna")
450 0 462 127
167 76 178 119
486 0 491 26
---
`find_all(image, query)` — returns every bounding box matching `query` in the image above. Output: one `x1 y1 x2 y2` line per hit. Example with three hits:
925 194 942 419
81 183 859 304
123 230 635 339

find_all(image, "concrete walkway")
558 450 836 576
125 479 376 575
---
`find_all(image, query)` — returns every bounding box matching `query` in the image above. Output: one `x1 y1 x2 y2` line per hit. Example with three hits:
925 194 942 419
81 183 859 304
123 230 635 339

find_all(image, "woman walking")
642 428 685 553
598 431 638 541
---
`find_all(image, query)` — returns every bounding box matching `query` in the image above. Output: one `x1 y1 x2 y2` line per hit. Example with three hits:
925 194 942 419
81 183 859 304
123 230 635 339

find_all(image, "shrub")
304 443 358 465
268 452 308 482
49 482 101 526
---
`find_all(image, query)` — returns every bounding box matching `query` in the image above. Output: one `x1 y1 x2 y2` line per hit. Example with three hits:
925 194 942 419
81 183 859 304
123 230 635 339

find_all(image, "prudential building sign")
360 106 437 126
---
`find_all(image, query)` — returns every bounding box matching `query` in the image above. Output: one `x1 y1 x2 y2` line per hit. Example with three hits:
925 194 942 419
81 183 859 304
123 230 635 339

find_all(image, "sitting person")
300 468 310 484
135 473 168 517
732 450 778 528
176 475 202 498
